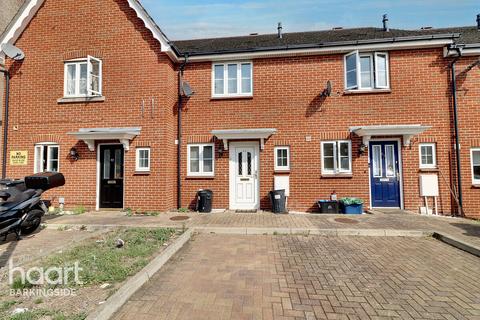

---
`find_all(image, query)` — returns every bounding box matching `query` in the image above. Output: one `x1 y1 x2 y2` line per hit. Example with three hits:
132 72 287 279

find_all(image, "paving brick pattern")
114 234 480 320
47 210 480 248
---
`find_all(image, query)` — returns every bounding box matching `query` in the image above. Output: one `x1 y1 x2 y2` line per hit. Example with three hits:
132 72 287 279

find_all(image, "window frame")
419 143 437 169
63 56 103 98
211 61 253 98
321 140 352 175
135 147 151 172
343 51 390 91
274 146 290 171
187 143 215 177
471 148 480 185
34 142 60 174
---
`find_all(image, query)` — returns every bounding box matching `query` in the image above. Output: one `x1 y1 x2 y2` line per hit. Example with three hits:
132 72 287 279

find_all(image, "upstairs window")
321 141 352 174
64 56 102 97
34 143 59 173
419 143 437 169
344 51 389 90
212 62 252 97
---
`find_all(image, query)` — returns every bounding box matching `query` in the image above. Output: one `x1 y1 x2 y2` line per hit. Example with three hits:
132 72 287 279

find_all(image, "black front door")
100 145 124 208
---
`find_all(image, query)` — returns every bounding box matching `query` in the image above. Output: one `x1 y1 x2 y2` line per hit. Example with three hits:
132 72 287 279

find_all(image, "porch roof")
67 127 141 151
349 124 430 146
211 128 277 150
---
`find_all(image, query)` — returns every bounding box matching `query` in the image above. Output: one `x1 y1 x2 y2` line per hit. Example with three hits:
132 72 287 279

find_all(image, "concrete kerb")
86 228 193 320
432 232 480 257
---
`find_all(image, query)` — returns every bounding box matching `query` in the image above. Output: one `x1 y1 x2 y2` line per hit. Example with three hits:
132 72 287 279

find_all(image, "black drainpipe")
450 47 463 215
0 68 9 179
177 54 188 209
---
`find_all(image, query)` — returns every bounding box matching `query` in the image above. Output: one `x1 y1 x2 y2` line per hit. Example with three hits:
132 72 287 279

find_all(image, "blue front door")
369 141 401 208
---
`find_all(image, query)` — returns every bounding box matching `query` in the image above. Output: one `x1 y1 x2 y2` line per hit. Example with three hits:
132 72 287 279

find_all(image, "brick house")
0 0 25 135
0 0 479 218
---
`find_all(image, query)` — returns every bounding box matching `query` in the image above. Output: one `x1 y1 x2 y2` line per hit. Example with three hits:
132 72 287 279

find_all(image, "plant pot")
342 203 363 214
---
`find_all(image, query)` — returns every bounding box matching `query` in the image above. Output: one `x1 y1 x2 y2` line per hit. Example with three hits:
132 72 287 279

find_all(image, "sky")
141 0 479 40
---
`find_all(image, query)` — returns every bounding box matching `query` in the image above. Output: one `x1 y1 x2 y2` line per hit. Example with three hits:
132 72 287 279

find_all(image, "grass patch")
8 309 86 320
0 301 17 313
43 228 176 286
72 206 86 215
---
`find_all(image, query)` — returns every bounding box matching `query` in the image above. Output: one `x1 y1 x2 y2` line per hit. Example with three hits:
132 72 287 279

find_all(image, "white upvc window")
34 143 59 173
471 148 480 184
64 56 102 97
187 144 215 177
419 143 437 169
135 147 150 172
212 61 252 97
344 51 389 90
274 146 290 171
321 141 352 174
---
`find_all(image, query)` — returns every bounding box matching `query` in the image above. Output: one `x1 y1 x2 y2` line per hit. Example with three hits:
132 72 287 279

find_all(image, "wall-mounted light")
359 143 367 155
69 147 79 161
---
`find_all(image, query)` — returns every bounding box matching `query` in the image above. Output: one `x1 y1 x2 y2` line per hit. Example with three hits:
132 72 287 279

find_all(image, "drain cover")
170 215 190 221
334 218 359 224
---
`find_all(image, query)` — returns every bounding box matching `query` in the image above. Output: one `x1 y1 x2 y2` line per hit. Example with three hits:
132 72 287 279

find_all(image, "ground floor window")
471 148 480 184
419 143 436 168
274 146 290 171
34 143 59 173
135 147 150 172
321 141 352 174
187 144 214 177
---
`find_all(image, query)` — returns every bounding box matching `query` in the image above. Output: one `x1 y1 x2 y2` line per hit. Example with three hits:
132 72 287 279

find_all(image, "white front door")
229 142 260 210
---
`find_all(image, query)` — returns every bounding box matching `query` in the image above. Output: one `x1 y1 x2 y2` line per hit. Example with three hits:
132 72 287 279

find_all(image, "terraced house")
0 0 479 218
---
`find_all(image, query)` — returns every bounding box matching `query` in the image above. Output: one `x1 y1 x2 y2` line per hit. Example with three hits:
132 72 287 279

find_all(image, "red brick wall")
455 57 480 218
2 0 178 211
2 0 479 217
180 49 479 217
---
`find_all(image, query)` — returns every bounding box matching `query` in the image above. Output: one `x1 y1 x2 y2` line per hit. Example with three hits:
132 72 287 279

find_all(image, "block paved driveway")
114 234 480 320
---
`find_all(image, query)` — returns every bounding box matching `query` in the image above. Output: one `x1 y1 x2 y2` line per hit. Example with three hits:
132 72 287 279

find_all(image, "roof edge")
0 0 181 62
177 33 459 57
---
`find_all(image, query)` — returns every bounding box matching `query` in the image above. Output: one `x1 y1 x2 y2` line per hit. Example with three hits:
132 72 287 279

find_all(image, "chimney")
382 14 389 32
477 14 480 30
277 22 283 39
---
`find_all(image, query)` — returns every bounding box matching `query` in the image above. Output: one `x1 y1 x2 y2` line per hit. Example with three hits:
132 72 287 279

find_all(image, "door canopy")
350 125 430 146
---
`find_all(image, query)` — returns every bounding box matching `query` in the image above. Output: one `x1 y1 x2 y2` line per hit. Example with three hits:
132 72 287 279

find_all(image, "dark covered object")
24 172 65 190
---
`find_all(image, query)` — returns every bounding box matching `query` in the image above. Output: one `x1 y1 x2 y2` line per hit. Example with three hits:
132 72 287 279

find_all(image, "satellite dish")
181 81 195 97
321 80 332 97
1 43 25 61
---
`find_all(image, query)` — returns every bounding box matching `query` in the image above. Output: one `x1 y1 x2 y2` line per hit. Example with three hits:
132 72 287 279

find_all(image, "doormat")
170 215 190 221
235 210 258 214
334 218 359 224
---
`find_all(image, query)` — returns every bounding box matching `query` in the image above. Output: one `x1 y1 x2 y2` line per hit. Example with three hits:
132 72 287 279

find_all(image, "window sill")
274 170 290 174
57 96 105 104
343 89 391 95
472 184 480 189
134 171 150 175
186 175 215 179
321 173 353 178
211 95 253 100
419 167 439 172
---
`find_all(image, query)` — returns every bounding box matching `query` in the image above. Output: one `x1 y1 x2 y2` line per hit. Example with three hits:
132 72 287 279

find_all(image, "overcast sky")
141 0 479 40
